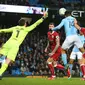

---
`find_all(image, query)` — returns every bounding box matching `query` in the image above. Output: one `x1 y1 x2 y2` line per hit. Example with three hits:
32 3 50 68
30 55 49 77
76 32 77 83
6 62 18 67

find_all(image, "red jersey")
47 31 61 52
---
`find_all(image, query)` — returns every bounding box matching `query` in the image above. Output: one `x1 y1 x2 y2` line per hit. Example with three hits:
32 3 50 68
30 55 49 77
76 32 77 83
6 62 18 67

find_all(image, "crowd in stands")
0 0 85 10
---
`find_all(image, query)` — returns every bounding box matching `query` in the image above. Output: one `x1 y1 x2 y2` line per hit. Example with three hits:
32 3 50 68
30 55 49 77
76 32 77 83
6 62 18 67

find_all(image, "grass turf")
0 77 85 85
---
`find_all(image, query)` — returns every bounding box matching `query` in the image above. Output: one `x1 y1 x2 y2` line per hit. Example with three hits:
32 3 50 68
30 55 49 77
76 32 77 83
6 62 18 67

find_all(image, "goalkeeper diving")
0 12 48 79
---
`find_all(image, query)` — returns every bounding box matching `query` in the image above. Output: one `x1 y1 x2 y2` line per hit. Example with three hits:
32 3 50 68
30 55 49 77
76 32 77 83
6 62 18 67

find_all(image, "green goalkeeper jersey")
0 18 44 46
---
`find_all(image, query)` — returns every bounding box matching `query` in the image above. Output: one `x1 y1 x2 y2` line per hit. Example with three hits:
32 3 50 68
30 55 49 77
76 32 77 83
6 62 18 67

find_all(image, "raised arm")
52 19 64 31
26 12 48 32
0 26 16 33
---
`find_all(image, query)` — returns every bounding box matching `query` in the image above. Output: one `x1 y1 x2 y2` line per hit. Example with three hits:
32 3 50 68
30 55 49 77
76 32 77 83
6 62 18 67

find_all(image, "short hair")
18 19 26 26
49 22 55 26
65 11 71 16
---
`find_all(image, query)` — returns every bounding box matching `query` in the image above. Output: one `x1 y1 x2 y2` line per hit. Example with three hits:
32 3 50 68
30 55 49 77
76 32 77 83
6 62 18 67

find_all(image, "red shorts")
50 47 61 61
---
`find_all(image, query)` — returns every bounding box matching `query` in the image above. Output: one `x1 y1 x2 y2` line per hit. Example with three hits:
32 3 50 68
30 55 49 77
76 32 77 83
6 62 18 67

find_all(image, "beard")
48 29 52 32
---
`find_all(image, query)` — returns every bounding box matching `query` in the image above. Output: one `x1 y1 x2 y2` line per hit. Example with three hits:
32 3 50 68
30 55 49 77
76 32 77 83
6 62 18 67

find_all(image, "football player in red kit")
45 23 65 80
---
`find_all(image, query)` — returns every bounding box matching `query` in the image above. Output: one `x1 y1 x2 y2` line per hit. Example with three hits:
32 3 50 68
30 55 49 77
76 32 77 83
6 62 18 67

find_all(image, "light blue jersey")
72 35 85 52
53 16 77 36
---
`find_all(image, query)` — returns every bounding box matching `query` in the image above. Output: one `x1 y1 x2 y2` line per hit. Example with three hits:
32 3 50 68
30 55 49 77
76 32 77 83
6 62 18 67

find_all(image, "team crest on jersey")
52 35 54 38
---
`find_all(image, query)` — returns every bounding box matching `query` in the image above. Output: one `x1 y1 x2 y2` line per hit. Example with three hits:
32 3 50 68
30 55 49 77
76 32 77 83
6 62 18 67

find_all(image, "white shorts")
62 35 83 50
70 52 82 59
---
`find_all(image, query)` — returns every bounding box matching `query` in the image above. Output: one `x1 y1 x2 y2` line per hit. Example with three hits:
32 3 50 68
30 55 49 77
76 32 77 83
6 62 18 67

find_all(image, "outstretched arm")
0 26 16 33
52 20 64 31
26 12 48 32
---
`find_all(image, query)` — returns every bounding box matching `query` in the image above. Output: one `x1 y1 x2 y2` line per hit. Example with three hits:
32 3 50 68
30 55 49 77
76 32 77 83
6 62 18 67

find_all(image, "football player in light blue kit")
52 10 85 80
69 31 85 77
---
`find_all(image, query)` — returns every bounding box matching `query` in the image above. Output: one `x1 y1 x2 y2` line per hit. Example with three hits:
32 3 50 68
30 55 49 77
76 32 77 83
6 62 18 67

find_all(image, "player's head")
49 22 55 31
64 11 71 17
18 19 27 26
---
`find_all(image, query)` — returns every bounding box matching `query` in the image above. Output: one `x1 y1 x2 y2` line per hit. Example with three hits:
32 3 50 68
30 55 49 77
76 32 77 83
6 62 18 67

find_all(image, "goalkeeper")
0 12 48 79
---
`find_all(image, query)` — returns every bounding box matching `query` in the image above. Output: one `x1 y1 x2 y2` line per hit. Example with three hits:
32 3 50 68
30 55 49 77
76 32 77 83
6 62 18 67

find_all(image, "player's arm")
0 26 15 33
26 12 48 32
52 19 64 31
74 19 85 36
26 18 44 32
52 36 60 53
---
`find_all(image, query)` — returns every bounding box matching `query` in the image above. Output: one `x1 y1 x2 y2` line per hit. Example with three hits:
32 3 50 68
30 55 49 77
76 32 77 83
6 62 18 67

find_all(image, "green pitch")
0 77 85 85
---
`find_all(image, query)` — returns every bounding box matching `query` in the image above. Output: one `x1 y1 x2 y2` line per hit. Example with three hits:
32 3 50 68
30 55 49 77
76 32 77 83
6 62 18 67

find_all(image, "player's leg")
78 59 82 77
47 51 62 80
61 48 71 78
61 36 74 67
52 51 65 78
53 61 65 77
54 62 64 69
79 57 85 80
61 48 67 67
78 47 85 80
0 58 11 77
53 52 64 70
53 57 71 79
68 59 74 78
72 35 85 80
47 57 55 79
76 52 82 77
61 37 74 79
75 35 85 80
0 44 9 79
69 52 76 75
0 45 19 79
0 56 6 79
61 49 71 78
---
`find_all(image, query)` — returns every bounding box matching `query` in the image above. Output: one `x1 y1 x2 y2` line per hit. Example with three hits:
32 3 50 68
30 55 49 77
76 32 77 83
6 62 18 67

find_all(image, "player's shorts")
62 35 83 50
50 47 61 61
0 40 19 61
70 52 82 59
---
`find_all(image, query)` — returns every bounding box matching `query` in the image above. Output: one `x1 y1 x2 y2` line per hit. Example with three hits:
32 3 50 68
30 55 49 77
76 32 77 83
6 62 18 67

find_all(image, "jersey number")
69 21 74 28
16 30 20 38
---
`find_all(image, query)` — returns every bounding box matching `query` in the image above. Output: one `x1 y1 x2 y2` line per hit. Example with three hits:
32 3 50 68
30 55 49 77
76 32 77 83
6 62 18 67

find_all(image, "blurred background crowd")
0 0 85 10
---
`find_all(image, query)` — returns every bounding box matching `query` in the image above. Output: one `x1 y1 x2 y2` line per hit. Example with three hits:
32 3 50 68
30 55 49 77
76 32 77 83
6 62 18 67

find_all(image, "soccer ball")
59 8 66 16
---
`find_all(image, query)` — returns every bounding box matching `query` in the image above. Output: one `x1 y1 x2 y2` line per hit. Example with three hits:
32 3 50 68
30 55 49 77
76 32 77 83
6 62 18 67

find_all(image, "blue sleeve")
52 19 64 31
